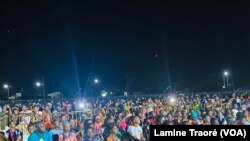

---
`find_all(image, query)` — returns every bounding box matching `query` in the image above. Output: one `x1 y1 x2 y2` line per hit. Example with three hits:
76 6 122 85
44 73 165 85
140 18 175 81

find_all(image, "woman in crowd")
105 123 120 141
6 121 22 141
59 122 77 141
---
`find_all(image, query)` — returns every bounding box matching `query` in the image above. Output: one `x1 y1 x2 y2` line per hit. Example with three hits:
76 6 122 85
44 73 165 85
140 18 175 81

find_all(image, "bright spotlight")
224 71 229 76
3 84 9 89
94 78 100 84
170 97 176 103
79 103 84 108
36 82 41 87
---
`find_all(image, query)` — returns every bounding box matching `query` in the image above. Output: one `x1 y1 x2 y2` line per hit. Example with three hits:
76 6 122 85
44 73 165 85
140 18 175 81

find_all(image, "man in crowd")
28 121 53 141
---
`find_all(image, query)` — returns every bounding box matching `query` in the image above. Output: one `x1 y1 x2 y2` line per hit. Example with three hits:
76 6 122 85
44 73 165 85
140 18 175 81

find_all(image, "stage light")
79 103 84 108
170 97 176 103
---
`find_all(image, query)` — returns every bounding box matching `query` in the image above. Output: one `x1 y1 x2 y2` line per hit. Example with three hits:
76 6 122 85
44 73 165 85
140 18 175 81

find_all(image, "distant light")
3 84 9 89
170 97 176 103
36 82 41 87
94 78 100 84
154 54 159 58
79 103 84 108
101 90 107 97
124 91 128 96
110 92 113 95
224 71 229 76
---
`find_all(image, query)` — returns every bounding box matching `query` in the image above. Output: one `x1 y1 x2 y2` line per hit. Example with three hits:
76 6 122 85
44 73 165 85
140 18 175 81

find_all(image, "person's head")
95 116 101 123
70 119 76 128
156 116 165 125
53 120 61 129
107 123 117 135
22 105 27 112
163 120 175 125
182 121 189 125
35 121 46 133
85 128 94 138
45 105 50 112
167 113 173 121
61 115 67 122
177 116 182 122
13 108 18 115
132 116 140 125
204 115 211 124
211 118 220 125
104 117 114 126
47 103 52 109
208 111 213 117
28 123 35 134
63 122 71 132
9 121 16 128
152 112 156 117
56 104 61 111
33 105 39 112
226 117 234 125
244 110 249 118
236 112 245 121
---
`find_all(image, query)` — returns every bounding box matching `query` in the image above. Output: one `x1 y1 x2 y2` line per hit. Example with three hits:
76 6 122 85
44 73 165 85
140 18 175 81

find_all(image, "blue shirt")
49 129 63 135
83 138 102 141
28 131 52 141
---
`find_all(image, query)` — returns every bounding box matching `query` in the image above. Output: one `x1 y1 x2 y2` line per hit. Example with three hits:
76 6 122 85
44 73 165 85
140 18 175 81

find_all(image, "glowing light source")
224 71 229 76
36 82 42 87
170 97 176 103
101 90 107 97
79 103 84 108
3 84 9 89
94 78 100 84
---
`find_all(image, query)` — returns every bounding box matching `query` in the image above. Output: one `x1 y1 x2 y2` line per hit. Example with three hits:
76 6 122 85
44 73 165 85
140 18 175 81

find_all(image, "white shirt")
20 110 33 124
147 103 155 113
232 109 239 120
127 125 143 140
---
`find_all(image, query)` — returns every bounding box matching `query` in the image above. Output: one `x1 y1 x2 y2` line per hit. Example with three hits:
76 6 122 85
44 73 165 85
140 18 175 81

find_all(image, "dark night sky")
1 0 250 98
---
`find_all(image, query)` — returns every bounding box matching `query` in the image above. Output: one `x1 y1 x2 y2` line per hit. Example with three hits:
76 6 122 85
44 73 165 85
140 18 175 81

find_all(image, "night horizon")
1 0 250 98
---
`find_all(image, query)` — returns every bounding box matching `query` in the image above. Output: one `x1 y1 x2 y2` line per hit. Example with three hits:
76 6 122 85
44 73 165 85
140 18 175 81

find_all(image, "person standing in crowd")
42 104 53 129
28 123 36 135
32 105 43 123
19 105 33 125
70 119 78 134
9 107 19 125
17 119 29 141
105 123 120 141
127 116 144 141
28 121 53 141
76 121 84 141
59 122 77 141
49 120 63 136
6 121 21 141
234 112 250 125
83 127 102 141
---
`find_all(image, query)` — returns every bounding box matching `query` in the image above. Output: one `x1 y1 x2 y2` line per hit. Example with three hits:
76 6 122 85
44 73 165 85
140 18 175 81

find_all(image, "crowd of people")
0 92 250 141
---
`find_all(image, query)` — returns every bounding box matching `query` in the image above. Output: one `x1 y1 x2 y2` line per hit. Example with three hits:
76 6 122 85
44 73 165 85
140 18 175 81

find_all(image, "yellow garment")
247 116 250 122
124 106 131 115
188 120 196 125
165 105 172 113
17 123 30 136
